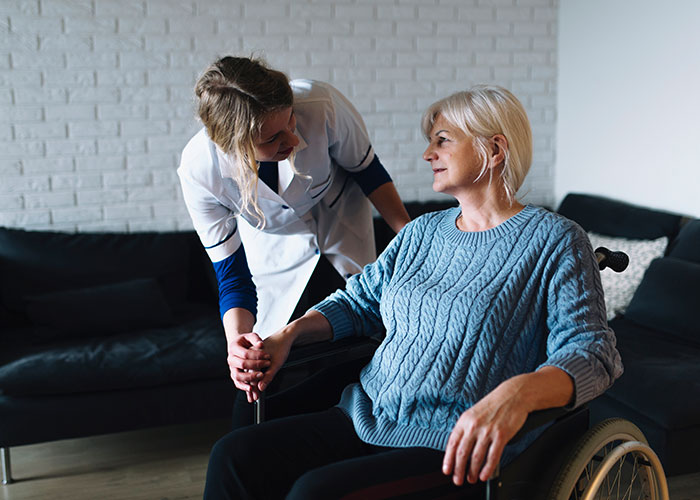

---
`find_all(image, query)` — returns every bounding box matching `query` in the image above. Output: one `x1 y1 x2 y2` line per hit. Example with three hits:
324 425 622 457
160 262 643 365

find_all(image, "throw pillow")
587 233 668 320
625 258 700 346
24 278 174 340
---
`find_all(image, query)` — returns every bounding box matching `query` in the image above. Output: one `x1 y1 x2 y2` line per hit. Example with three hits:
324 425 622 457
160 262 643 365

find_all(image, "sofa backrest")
557 193 684 243
623 219 700 346
667 219 700 263
0 227 217 327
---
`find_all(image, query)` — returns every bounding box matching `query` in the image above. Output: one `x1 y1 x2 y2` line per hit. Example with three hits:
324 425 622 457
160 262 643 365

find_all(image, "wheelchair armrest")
509 406 574 443
253 336 380 424
284 336 380 368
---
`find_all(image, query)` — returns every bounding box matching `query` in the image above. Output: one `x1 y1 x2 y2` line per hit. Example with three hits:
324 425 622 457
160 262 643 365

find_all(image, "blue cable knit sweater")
313 205 623 458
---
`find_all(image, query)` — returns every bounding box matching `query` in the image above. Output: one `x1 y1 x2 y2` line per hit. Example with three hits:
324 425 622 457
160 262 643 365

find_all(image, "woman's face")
254 107 299 162
423 114 485 197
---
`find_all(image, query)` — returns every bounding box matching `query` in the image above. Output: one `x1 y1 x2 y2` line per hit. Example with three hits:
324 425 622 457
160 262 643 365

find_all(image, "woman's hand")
442 367 574 486
256 310 335 394
442 382 529 486
227 332 271 403
256 329 297 393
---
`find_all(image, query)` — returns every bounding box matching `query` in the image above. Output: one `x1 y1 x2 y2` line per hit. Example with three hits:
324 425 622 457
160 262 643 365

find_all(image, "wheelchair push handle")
594 247 629 272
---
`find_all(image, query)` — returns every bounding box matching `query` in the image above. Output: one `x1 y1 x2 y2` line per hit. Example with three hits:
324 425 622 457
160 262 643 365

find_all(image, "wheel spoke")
622 453 641 500
604 444 615 497
622 458 634 499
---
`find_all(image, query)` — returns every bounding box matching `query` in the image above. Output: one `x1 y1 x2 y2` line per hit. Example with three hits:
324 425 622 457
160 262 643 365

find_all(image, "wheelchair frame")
486 408 669 500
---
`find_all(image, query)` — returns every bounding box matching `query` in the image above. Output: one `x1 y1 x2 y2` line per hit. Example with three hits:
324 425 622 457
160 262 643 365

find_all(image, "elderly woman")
204 86 623 500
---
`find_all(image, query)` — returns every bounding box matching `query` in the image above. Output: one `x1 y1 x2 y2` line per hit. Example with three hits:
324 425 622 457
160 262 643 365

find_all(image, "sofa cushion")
668 219 700 263
557 193 682 241
24 278 174 340
606 318 700 429
624 258 700 346
586 233 668 320
0 312 227 396
0 228 195 314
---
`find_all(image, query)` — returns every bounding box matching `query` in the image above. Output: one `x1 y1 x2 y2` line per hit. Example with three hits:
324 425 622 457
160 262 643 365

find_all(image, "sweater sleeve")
312 223 407 341
539 228 624 408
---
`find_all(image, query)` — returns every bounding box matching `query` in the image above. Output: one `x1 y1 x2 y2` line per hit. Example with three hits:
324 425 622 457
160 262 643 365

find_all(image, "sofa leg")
1 447 12 485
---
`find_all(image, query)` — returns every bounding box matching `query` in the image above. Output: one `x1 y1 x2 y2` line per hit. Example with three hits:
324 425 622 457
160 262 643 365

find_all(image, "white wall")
1 0 558 232
556 0 700 217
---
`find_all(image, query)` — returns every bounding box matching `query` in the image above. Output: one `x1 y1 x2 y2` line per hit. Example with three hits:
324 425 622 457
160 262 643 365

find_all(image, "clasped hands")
227 330 294 403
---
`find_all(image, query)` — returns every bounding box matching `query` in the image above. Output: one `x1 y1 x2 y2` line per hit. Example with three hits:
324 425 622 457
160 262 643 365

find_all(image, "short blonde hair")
421 85 532 202
195 56 293 226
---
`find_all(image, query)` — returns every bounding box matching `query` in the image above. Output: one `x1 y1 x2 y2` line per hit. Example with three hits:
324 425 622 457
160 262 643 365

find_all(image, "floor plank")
2 420 699 499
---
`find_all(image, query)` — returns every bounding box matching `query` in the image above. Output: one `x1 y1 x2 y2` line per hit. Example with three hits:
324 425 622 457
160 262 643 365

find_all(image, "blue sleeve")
348 154 392 196
211 245 257 321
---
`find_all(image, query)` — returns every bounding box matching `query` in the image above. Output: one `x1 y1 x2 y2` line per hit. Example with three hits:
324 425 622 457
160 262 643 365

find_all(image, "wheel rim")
547 419 669 500
572 440 667 500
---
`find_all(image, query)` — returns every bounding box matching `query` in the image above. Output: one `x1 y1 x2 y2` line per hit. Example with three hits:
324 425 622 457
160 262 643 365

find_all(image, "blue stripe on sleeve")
211 245 258 321
349 154 392 196
204 225 237 250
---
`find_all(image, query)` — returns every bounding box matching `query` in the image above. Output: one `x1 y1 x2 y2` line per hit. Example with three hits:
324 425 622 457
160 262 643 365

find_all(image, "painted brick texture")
1 0 558 232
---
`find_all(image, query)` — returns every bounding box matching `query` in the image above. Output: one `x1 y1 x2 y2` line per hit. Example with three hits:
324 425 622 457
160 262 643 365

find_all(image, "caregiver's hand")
227 332 271 403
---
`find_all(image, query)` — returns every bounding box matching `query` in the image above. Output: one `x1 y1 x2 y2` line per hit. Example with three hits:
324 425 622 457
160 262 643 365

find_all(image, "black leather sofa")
0 229 237 466
557 193 700 476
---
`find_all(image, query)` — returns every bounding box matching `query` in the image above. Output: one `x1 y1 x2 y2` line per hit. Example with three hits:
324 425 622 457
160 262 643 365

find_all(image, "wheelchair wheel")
547 418 669 500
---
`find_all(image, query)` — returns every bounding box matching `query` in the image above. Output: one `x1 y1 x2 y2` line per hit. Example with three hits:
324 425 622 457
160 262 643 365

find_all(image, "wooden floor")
2 420 699 499
0 419 230 500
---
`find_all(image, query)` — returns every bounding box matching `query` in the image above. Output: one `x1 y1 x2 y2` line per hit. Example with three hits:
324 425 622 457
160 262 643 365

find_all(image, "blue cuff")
212 245 257 320
349 155 392 196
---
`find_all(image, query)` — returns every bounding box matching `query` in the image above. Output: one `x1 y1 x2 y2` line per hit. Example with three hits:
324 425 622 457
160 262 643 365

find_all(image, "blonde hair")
195 56 293 226
421 85 532 202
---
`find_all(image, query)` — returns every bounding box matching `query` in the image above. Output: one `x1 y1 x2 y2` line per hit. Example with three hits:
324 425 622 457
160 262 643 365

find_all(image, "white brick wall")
1 0 558 232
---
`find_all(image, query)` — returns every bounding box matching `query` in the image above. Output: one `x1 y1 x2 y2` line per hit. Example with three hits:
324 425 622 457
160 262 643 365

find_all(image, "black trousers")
231 255 360 429
205 407 484 500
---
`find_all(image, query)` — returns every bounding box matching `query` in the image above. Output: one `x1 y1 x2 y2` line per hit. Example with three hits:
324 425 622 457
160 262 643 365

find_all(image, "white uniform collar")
215 128 308 201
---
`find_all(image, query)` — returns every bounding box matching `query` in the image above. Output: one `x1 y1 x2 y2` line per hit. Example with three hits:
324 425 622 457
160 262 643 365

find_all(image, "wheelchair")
252 247 670 500
483 405 669 500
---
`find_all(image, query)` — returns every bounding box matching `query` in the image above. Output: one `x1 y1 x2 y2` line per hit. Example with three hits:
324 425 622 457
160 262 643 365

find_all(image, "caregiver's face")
255 107 299 162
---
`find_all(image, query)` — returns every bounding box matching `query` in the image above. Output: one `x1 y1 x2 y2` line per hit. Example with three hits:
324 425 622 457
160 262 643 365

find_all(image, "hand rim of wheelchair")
546 418 669 500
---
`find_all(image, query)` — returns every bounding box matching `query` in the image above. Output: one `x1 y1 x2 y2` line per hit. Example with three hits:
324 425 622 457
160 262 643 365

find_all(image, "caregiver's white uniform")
178 80 377 338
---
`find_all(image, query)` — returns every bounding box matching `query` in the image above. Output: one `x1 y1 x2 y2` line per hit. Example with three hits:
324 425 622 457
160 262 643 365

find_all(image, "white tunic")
178 80 377 338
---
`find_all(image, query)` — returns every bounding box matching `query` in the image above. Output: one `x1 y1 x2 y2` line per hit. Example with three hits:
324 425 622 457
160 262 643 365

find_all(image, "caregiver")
177 56 410 417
